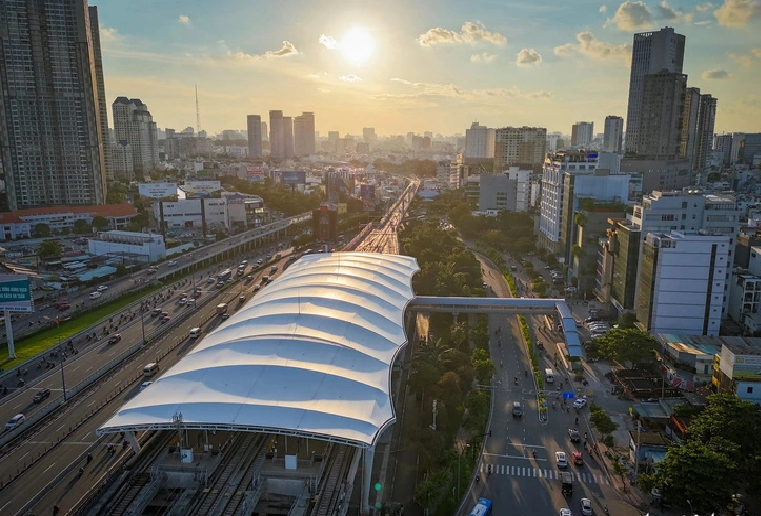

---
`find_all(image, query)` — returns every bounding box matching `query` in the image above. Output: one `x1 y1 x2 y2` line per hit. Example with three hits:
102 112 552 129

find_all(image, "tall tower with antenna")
195 84 201 134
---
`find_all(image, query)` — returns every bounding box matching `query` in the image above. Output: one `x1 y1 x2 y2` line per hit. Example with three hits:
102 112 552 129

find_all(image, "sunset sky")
96 0 761 137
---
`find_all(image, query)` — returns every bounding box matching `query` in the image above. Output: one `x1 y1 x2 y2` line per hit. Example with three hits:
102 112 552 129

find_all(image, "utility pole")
634 419 642 477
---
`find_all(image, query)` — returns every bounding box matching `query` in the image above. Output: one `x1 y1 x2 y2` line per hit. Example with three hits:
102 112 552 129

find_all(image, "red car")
572 451 584 466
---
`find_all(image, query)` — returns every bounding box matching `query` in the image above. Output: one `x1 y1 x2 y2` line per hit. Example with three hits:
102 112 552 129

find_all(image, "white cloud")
606 1 653 30
713 0 761 26
516 48 542 66
702 68 731 79
319 34 339 50
554 32 632 64
417 21 506 46
99 27 119 43
656 1 694 23
223 41 299 62
600 5 608 13
694 20 713 24
470 52 497 63
753 48 761 58
178 14 190 25
696 2 715 11
339 74 362 83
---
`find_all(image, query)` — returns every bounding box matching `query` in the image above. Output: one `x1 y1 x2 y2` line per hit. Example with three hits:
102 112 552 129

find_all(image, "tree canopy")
73 219 91 235
595 328 656 366
92 216 110 231
33 223 50 238
38 240 62 259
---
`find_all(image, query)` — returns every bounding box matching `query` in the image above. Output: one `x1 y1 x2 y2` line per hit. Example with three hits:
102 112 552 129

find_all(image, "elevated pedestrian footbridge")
409 297 582 356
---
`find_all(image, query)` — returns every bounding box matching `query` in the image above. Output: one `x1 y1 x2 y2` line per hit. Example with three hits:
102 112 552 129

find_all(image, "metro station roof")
98 253 420 448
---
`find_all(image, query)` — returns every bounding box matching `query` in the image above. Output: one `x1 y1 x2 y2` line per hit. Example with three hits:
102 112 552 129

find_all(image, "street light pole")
56 316 67 401
140 310 146 345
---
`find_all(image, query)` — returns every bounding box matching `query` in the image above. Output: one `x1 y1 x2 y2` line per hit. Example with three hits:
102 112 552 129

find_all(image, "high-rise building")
740 133 761 163
693 94 716 171
714 134 733 166
0 0 107 210
88 6 111 184
269 110 285 159
603 116 624 153
294 112 316 157
464 122 496 163
363 128 377 143
493 126 547 173
681 87 701 167
282 116 294 159
261 121 268 141
246 115 262 159
625 27 686 155
571 122 594 148
637 231 729 336
113 98 159 180
638 71 687 159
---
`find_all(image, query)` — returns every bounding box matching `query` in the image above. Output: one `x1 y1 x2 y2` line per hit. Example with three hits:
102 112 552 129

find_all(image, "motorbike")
532 450 537 459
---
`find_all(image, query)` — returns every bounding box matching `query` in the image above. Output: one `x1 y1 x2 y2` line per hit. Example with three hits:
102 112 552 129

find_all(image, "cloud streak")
222 41 299 62
383 77 551 102
418 22 506 46
554 32 631 64
471 52 497 63
702 68 730 79
319 34 338 50
339 74 362 83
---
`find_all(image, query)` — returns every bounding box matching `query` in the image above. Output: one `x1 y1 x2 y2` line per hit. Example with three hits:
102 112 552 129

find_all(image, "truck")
561 472 573 495
216 303 228 315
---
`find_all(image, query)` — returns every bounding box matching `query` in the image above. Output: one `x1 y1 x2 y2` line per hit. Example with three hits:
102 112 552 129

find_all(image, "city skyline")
96 0 761 136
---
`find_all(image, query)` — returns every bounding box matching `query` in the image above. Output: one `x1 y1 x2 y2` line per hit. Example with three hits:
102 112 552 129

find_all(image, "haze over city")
98 0 761 135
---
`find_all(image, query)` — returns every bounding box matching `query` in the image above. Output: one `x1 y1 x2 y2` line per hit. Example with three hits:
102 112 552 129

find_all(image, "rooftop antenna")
195 84 201 134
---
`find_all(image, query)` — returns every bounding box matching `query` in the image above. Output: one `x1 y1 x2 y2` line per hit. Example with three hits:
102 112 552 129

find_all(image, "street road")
354 180 417 254
458 256 617 516
0 252 293 516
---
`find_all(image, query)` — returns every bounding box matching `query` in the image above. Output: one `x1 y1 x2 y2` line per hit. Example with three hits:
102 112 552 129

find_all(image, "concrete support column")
361 445 376 515
125 431 141 452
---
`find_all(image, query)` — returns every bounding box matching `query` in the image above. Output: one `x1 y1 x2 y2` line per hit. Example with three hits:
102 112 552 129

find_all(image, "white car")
556 451 568 469
168 260 177 266
560 508 573 516
96 285 108 292
580 498 592 516
573 398 587 409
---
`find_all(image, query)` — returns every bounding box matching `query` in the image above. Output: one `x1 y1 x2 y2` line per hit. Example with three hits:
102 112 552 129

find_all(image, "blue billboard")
281 171 306 185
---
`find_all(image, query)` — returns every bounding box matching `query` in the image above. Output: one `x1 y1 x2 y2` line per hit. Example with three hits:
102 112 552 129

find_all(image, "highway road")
459 256 616 516
0 251 293 516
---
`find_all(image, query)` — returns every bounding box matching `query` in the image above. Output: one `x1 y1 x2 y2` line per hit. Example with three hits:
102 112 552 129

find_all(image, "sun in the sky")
339 27 375 64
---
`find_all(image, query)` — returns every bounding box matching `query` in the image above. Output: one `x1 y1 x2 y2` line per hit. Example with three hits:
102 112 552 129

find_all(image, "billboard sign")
138 183 178 200
281 171 306 185
247 167 265 183
0 274 33 312
183 181 222 198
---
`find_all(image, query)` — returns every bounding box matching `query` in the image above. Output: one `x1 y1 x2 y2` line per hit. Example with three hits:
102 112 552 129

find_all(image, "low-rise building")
656 334 722 390
88 230 166 263
0 204 137 241
715 337 761 405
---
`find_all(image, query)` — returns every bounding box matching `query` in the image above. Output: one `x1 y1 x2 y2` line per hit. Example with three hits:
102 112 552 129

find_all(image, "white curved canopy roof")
98 253 419 447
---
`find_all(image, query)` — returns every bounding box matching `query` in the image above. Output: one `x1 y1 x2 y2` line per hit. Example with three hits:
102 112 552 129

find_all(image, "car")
512 401 523 418
150 308 162 317
186 298 196 305
180 292 188 299
161 314 170 322
572 451 584 465
580 498 592 516
206 277 215 284
168 260 177 266
560 508 573 516
33 388 51 403
140 381 154 392
482 282 488 289
556 451 568 469
96 285 108 292
221 312 229 320
573 398 587 409
178 298 187 305
565 287 578 293
545 265 552 270
108 334 122 344
568 428 581 442
6 414 25 430
239 295 246 302
254 284 261 291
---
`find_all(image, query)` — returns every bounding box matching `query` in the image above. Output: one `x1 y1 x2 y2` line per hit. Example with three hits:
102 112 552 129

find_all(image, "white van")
89 291 102 299
545 368 555 383
6 414 25 430
189 327 202 339
143 363 159 377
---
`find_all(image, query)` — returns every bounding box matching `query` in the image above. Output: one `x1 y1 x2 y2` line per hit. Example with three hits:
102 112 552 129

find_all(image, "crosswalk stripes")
480 462 609 485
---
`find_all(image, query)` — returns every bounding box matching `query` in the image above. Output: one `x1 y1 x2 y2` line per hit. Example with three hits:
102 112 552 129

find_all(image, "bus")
218 268 232 282
469 497 492 516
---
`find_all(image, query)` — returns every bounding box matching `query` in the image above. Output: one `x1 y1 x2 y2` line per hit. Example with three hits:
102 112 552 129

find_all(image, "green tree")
618 312 637 330
659 440 736 513
92 216 110 231
471 347 495 384
73 219 91 235
38 240 63 259
595 328 656 366
33 223 50 238
637 473 657 495
589 405 619 437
